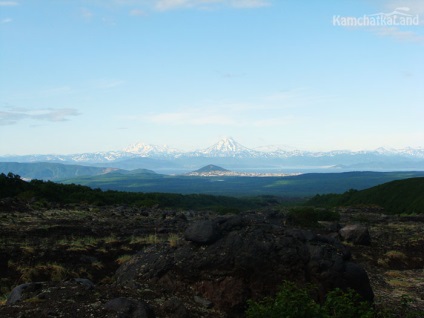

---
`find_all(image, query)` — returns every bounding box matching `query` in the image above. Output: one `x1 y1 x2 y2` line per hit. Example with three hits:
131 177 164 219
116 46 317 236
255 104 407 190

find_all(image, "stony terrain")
338 207 424 313
0 199 423 317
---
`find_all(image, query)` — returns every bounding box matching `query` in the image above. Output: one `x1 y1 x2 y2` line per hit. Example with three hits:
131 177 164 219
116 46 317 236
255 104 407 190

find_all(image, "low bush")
246 281 374 318
286 207 340 227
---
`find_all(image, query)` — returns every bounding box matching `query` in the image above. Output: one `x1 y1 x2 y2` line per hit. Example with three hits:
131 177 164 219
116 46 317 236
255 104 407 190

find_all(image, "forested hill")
308 177 424 214
0 173 268 212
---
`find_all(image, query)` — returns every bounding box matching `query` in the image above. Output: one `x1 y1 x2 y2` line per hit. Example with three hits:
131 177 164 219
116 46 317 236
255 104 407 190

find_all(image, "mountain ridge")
1 137 424 172
2 137 424 160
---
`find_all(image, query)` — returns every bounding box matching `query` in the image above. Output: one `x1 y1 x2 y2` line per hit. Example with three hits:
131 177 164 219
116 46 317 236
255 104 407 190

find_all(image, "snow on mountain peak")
123 142 178 156
212 137 246 151
199 137 257 157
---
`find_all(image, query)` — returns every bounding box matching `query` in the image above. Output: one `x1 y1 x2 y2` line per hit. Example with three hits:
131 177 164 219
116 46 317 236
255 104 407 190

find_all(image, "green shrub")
286 207 339 228
323 288 374 318
246 281 375 318
246 281 324 318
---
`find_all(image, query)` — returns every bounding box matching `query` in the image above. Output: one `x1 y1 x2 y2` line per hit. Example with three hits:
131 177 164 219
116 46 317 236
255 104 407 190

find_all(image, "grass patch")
15 263 68 282
0 293 8 306
387 279 410 288
168 233 180 247
384 250 407 261
115 255 133 265
145 234 160 244
384 270 404 278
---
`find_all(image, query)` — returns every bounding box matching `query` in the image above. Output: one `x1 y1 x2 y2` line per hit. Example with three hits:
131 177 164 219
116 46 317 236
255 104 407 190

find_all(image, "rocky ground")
0 199 423 317
339 207 424 313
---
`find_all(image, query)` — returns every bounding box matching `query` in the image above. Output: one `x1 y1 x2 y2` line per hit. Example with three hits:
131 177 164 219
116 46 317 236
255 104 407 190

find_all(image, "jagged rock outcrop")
116 212 374 316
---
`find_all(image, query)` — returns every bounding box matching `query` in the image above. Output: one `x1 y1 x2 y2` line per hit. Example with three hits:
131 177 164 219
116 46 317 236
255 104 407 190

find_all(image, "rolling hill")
308 177 424 214
0 162 118 181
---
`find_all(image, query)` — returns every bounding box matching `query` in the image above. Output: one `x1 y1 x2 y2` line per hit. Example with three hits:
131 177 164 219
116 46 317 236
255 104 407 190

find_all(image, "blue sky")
1 0 423 155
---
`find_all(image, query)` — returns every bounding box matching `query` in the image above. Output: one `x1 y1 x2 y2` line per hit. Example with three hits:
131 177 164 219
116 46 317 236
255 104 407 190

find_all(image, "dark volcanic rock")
342 262 374 301
339 224 371 245
162 297 189 318
116 213 374 316
0 198 31 213
73 278 95 290
184 220 221 244
104 297 155 318
6 282 43 305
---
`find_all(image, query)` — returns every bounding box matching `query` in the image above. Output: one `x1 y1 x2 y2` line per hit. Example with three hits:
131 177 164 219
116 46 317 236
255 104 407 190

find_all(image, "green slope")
0 172 264 211
308 177 424 214
0 162 118 180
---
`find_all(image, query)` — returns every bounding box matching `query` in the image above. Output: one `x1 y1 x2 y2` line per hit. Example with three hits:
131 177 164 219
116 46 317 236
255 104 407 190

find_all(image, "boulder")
339 224 371 245
73 278 95 290
6 282 43 305
184 220 221 244
342 262 374 301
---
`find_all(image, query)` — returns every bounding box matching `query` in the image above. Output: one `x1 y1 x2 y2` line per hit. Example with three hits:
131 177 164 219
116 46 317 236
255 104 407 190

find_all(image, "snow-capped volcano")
123 142 180 157
197 137 260 157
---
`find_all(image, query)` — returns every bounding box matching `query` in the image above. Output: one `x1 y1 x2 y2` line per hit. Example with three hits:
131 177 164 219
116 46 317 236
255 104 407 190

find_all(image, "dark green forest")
308 177 424 214
0 172 269 211
2 172 424 214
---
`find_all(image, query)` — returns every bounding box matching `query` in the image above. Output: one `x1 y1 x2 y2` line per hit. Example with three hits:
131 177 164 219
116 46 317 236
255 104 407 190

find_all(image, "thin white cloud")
129 8 145 16
132 89 323 128
252 116 297 128
0 107 80 125
372 26 424 43
81 0 270 12
142 107 298 127
264 89 332 107
154 0 270 11
1 18 12 24
385 0 424 15
38 86 73 97
230 0 269 8
146 108 238 126
155 0 190 11
80 8 94 21
0 1 19 6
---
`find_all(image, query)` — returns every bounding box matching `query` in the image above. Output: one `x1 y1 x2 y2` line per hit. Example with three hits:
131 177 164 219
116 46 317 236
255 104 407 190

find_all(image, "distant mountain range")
0 162 119 181
1 137 424 173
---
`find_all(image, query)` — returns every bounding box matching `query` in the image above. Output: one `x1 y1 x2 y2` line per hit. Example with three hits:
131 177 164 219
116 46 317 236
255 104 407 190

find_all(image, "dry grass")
15 263 68 282
387 279 410 288
384 250 407 261
384 270 404 278
115 255 133 265
168 233 180 247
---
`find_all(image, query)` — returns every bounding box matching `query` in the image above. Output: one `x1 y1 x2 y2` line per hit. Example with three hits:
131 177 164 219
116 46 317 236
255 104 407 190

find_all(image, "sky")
1 0 424 155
